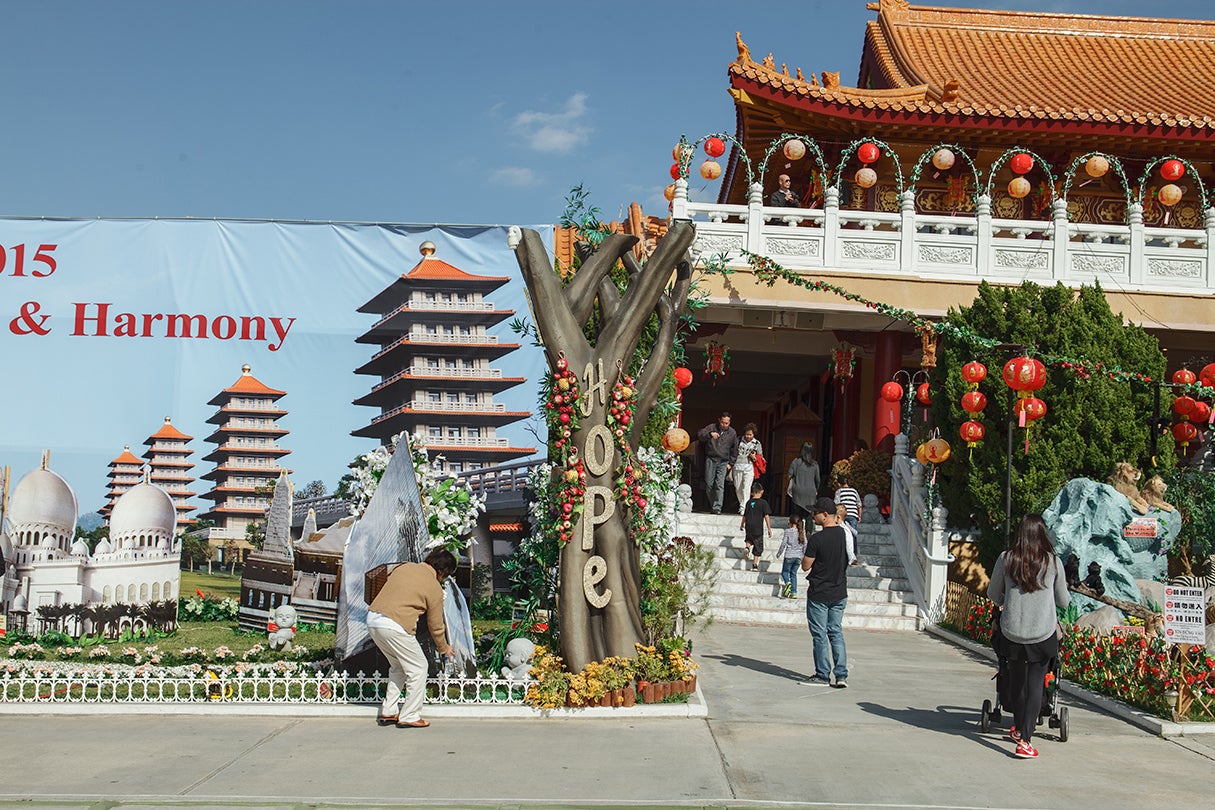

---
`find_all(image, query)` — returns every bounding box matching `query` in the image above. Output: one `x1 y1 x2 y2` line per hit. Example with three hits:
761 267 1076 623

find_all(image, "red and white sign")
1163 586 1206 645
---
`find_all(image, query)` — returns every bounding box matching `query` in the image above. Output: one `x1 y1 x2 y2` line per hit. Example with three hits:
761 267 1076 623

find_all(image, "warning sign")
1163 585 1206 645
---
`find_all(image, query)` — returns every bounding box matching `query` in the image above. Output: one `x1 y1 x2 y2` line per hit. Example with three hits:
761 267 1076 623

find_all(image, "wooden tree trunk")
513 222 695 671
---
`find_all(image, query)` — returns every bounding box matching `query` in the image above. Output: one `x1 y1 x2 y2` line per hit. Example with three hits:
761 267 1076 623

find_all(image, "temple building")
1 456 181 626
143 416 197 530
352 242 534 471
198 365 291 560
99 446 144 522
663 0 1215 506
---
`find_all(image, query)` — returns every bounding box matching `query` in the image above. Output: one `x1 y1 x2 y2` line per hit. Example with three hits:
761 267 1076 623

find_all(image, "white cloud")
511 93 592 153
489 166 540 187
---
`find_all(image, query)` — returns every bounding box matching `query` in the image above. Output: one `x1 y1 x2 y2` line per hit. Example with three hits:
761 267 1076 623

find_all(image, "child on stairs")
775 512 806 598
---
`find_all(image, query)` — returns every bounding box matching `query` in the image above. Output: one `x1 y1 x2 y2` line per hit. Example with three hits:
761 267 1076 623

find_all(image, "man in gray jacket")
697 412 738 514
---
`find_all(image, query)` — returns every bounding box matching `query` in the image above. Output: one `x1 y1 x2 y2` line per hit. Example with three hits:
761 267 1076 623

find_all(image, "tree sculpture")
513 221 695 671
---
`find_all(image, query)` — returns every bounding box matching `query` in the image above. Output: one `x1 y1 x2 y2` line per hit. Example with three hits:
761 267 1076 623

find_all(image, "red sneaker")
1014 741 1039 759
1009 726 1022 743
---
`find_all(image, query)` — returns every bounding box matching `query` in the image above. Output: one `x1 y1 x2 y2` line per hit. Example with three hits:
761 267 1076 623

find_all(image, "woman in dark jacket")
987 514 1070 759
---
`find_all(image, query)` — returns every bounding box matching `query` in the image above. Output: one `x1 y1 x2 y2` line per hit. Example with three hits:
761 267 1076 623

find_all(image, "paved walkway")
1 621 1211 809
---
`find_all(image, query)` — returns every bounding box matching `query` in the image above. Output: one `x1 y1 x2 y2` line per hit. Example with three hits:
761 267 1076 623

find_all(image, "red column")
872 333 903 453
830 369 862 465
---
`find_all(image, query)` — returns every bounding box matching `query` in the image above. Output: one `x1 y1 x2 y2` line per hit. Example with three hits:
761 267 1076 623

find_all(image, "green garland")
743 249 1215 394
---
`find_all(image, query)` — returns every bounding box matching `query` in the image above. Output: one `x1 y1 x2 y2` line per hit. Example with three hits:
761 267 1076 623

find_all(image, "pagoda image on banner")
99 446 145 523
198 365 291 562
352 241 534 470
143 417 197 530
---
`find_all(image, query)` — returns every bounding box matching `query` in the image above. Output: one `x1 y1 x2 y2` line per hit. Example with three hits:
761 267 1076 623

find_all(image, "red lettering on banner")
213 315 236 340
69 303 296 351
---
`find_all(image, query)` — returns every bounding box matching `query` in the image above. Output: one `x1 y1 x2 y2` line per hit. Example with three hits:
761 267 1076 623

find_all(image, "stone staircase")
677 512 921 631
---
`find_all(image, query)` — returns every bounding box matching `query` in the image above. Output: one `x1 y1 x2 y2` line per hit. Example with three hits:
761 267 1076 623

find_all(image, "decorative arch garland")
679 132 1215 214
742 249 1215 397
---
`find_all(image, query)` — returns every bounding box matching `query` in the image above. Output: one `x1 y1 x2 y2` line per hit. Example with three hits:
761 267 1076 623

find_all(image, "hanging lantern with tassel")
1003 356 1047 453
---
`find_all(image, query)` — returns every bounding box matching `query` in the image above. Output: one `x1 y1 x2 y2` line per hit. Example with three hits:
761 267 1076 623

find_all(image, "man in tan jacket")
367 548 456 728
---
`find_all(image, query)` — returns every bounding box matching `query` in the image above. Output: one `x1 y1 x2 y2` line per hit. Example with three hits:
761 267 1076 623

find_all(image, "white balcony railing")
672 181 1215 293
423 436 511 448
371 400 507 424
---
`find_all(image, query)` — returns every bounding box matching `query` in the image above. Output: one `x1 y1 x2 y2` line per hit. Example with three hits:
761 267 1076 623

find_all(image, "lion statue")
1107 462 1150 515
1138 475 1175 513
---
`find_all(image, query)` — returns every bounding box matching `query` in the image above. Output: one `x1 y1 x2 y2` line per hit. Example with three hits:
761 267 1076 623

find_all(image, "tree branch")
1069 583 1163 637
629 260 692 446
513 229 590 367
566 234 639 324
599 221 696 355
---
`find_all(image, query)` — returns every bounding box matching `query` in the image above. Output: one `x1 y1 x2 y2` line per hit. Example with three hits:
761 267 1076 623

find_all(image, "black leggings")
1008 657 1050 743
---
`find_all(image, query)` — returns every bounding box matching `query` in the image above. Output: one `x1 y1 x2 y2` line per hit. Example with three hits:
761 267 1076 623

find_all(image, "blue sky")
3 1 1209 227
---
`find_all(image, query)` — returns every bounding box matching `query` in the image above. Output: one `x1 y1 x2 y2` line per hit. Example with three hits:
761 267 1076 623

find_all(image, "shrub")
829 448 893 501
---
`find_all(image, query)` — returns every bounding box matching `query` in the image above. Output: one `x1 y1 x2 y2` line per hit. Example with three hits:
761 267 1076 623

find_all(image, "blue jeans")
705 457 729 512
844 515 858 533
780 558 801 595
806 597 848 681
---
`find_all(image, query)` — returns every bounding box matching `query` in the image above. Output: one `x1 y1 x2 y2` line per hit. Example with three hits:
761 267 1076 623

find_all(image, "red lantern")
1173 421 1198 446
1192 400 1212 425
961 361 988 386
880 381 904 402
960 420 986 444
1200 363 1215 389
1014 397 1048 423
1172 368 1197 386
857 142 880 164
672 367 693 389
961 391 988 414
1160 159 1185 182
1009 152 1033 175
916 383 931 405
1173 395 1197 418
669 163 682 180
1003 357 1047 394
704 137 726 158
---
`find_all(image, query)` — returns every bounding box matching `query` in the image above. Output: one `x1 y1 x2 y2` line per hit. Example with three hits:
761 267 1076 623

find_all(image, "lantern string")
743 249 1213 392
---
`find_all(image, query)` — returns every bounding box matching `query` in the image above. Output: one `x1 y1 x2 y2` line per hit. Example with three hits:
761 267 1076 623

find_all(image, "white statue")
267 604 298 652
676 483 694 514
500 636 536 681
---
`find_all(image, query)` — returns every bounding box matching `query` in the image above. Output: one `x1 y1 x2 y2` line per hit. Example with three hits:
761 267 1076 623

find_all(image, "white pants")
369 624 428 722
732 464 755 515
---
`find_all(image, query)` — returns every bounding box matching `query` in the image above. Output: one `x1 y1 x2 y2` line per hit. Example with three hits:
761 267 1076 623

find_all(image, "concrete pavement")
0 620 1211 809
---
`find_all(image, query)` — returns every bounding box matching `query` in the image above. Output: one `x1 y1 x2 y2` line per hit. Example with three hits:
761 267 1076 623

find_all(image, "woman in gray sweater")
987 514 1070 759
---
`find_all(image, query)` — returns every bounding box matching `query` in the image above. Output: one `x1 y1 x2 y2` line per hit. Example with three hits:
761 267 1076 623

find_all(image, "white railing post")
823 186 840 266
1205 207 1215 289
900 190 916 272
976 194 992 268
672 177 689 220
747 182 764 254
925 504 951 622
1051 198 1070 281
1128 203 1145 286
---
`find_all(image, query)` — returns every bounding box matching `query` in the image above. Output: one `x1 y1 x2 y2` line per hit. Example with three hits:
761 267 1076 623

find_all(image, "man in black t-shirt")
801 496 849 687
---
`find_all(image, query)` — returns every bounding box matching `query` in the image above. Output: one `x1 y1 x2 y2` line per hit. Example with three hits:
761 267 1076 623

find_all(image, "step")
706 605 921 631
707 591 918 615
712 578 915 604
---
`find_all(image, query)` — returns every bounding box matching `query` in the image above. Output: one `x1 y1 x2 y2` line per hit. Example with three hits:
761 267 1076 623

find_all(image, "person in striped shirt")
834 474 861 534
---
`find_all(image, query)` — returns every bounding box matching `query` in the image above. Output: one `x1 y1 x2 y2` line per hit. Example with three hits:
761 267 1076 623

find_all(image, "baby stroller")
979 616 1069 742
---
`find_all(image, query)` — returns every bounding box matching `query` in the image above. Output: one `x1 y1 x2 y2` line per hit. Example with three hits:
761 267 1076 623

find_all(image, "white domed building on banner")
1 455 182 631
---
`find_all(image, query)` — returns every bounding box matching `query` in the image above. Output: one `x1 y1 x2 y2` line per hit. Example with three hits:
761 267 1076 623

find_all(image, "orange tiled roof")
221 365 286 397
553 202 669 276
730 0 1215 131
109 447 143 466
147 416 193 441
405 257 510 283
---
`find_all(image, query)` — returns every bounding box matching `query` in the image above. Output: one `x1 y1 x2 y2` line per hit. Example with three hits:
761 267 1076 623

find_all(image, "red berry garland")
607 376 650 545
547 354 586 545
